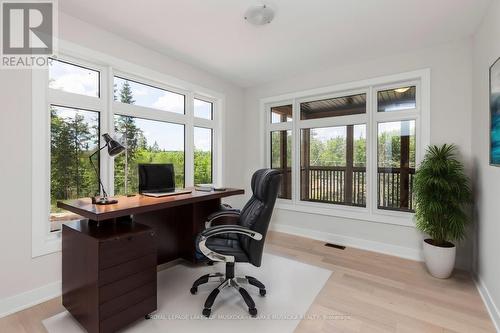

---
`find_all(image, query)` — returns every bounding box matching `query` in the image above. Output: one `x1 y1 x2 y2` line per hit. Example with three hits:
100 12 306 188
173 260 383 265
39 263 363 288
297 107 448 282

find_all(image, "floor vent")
324 243 346 250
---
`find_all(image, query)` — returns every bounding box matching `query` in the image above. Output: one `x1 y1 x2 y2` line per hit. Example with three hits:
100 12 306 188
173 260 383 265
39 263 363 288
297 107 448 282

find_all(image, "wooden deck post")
279 116 290 199
345 125 354 205
399 121 410 209
301 129 310 200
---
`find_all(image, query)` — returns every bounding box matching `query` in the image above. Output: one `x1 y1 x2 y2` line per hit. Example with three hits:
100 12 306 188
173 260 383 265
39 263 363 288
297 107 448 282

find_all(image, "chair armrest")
198 225 263 262
200 225 262 241
205 210 241 228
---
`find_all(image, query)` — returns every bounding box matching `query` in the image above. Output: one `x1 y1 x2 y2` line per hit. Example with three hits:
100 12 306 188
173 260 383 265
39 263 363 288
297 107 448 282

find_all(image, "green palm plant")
413 144 472 246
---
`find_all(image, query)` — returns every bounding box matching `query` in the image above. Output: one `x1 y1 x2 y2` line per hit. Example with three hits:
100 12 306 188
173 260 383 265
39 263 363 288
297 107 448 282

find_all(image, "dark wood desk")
58 188 244 333
59 188 244 263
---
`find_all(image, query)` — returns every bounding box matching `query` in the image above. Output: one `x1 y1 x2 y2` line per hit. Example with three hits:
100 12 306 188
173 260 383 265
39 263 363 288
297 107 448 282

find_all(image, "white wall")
0 12 244 308
243 40 474 268
471 0 500 328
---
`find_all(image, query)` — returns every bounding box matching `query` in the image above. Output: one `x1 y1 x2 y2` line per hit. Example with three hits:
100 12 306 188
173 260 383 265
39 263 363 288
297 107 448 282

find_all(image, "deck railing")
274 166 415 212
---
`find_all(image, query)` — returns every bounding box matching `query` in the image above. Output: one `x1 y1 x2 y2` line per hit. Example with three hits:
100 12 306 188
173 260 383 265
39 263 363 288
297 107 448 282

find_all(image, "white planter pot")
422 239 456 279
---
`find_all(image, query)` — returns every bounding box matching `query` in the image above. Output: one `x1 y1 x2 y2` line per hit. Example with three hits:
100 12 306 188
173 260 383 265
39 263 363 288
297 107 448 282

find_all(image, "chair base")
190 266 266 318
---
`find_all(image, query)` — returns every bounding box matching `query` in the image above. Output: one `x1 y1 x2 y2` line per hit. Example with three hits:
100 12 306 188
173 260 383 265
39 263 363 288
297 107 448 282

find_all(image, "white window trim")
32 39 225 257
262 69 430 227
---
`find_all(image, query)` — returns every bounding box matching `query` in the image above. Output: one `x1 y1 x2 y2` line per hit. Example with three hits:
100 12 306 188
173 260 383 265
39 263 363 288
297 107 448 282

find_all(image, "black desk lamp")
89 133 125 205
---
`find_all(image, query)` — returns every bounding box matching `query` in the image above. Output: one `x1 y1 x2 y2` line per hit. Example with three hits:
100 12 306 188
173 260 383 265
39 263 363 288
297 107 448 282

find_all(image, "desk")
58 188 244 333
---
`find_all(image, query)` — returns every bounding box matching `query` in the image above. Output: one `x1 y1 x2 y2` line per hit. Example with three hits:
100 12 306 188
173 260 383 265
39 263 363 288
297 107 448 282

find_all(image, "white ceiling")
60 0 491 88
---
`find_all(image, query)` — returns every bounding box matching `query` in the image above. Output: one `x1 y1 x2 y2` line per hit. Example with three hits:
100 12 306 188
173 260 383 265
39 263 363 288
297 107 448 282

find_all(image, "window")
49 59 99 97
194 127 213 184
300 93 366 120
377 120 416 212
377 86 416 112
264 71 429 225
114 115 185 194
269 102 293 198
50 106 100 231
33 50 222 257
300 125 366 206
271 130 292 199
271 105 292 123
194 98 213 120
114 76 185 114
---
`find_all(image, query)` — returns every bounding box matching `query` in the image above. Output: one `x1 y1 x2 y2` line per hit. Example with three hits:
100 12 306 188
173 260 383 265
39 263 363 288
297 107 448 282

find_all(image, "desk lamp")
89 133 125 205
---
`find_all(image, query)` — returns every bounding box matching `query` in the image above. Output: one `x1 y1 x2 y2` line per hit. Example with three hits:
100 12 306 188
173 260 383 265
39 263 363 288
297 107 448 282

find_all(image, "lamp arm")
89 144 108 198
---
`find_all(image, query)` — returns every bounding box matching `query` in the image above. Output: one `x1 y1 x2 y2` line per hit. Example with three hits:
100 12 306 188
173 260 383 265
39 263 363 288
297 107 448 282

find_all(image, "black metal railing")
273 166 415 212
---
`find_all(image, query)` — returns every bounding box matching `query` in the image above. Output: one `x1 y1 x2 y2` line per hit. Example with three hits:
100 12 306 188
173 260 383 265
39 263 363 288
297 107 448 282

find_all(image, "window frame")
262 70 430 227
32 41 224 257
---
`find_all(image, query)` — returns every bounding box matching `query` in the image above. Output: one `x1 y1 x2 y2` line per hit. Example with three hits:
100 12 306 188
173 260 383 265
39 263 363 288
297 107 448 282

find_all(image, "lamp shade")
102 133 125 157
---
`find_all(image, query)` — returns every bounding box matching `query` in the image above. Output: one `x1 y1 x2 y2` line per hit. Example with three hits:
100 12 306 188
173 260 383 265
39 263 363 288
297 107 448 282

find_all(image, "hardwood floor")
265 231 495 333
0 231 495 333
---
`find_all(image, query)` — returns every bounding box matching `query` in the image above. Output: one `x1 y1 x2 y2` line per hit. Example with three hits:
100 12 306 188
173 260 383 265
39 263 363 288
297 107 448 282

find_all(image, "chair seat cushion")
195 234 250 262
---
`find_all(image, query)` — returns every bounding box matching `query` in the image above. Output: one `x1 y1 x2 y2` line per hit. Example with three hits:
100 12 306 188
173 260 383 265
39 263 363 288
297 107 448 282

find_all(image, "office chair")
190 169 281 317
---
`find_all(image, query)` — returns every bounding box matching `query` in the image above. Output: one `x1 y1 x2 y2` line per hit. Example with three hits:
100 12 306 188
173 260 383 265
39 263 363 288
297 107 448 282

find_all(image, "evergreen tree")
70 114 92 196
114 116 140 194
50 108 98 212
120 80 135 104
151 141 160 153
113 81 141 194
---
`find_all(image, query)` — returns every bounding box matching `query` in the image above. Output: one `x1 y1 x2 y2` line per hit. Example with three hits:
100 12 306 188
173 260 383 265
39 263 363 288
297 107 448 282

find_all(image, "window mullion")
368 86 376 215
298 114 368 129
48 89 104 112
104 66 114 196
193 118 215 128
112 102 188 124
292 99 300 204
185 92 194 187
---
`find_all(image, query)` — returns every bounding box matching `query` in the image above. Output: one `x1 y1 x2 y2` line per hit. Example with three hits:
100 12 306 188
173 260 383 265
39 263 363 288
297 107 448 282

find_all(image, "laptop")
138 163 192 197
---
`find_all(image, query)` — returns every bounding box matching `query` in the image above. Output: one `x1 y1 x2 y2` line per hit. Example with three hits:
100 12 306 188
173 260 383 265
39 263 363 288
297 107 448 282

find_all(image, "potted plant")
413 144 471 279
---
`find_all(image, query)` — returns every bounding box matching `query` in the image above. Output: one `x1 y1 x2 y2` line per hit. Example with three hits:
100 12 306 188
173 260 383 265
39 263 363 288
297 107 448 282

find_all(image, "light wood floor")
0 231 495 333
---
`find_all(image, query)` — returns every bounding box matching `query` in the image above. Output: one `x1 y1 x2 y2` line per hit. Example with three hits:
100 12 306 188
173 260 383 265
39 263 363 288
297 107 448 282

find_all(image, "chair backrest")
238 169 282 266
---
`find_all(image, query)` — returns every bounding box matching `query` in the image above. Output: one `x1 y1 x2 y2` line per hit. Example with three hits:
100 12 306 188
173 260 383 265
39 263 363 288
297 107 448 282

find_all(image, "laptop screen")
138 164 175 193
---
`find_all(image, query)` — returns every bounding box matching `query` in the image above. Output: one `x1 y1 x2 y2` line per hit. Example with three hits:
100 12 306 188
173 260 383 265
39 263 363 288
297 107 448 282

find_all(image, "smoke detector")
244 4 275 26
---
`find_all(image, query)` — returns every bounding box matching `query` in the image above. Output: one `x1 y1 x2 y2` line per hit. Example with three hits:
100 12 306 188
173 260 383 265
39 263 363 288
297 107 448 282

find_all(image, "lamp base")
92 197 118 205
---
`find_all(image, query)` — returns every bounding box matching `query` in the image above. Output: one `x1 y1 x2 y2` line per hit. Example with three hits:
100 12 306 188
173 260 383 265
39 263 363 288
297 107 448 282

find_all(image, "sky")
312 124 366 143
49 60 212 152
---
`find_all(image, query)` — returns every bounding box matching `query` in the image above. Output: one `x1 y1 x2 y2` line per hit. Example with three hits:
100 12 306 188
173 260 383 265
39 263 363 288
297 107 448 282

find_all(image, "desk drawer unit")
62 221 157 333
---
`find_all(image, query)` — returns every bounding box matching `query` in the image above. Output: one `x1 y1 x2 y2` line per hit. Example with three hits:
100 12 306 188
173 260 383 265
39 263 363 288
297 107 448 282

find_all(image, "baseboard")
474 275 500 332
270 223 423 262
0 280 61 318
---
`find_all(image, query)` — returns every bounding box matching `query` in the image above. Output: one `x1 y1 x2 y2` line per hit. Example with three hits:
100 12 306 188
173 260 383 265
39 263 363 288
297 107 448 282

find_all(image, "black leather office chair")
190 169 281 317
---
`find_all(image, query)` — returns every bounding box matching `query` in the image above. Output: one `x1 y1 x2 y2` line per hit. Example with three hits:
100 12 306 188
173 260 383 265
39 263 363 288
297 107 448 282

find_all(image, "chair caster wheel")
145 314 151 320
249 308 257 317
259 289 266 296
202 308 211 317
190 287 198 295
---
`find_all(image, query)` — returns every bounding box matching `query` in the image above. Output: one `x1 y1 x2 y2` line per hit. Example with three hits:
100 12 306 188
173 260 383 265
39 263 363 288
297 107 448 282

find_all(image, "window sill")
275 201 415 228
32 232 61 258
